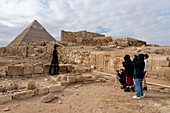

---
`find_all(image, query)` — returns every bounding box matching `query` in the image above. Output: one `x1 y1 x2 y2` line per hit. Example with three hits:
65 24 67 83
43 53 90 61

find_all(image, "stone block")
164 73 170 78
26 80 36 90
60 75 67 81
0 67 6 76
158 73 165 77
66 64 73 72
13 90 35 99
159 60 170 67
67 76 76 83
161 67 170 73
43 64 51 74
59 64 67 72
24 64 33 75
76 75 84 82
34 64 44 74
58 81 69 86
155 66 162 72
31 74 41 77
48 85 62 93
7 65 23 76
35 87 49 95
41 93 55 103
0 95 12 104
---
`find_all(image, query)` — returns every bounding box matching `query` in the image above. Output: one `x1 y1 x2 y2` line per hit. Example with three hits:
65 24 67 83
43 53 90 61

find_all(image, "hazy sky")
0 0 170 47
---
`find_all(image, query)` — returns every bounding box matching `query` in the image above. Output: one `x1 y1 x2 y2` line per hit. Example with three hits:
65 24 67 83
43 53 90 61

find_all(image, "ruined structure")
0 41 170 78
109 37 147 47
61 30 108 45
61 30 146 46
8 20 56 47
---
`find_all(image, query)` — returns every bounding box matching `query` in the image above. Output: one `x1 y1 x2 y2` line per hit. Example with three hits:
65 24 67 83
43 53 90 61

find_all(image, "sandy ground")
0 77 170 113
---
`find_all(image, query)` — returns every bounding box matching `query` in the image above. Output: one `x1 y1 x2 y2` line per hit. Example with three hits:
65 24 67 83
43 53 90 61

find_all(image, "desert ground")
0 73 170 113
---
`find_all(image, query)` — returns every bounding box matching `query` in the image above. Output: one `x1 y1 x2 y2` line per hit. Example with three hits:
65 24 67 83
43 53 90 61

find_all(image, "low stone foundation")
5 64 73 77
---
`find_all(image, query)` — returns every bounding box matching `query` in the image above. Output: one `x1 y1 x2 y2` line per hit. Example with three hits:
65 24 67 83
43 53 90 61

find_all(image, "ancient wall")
90 52 170 78
0 42 169 78
61 30 106 45
109 37 146 47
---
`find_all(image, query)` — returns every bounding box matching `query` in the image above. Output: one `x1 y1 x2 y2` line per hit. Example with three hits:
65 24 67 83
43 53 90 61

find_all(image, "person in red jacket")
122 54 135 92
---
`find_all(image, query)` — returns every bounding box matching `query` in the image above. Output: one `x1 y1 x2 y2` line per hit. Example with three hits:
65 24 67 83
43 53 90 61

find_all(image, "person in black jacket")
116 69 126 89
49 44 59 75
122 54 135 92
132 54 145 99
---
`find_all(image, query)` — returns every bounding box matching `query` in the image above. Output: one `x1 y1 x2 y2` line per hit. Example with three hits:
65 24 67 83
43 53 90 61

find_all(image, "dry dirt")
0 75 170 113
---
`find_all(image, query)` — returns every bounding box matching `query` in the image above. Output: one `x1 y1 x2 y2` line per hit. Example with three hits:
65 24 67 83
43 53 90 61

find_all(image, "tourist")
132 54 145 99
122 54 135 92
49 44 59 75
116 69 126 89
143 54 150 91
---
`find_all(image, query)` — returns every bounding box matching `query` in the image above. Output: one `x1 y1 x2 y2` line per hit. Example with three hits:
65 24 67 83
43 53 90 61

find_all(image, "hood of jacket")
124 54 130 61
138 54 144 61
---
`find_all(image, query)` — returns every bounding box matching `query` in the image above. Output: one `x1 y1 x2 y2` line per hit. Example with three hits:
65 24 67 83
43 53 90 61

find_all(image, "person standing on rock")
122 54 135 92
49 44 59 75
143 54 150 91
132 54 145 99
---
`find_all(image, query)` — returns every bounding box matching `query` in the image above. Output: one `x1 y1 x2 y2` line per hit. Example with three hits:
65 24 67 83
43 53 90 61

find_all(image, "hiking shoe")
131 87 135 92
144 86 147 91
133 96 140 99
124 87 130 92
120 86 126 89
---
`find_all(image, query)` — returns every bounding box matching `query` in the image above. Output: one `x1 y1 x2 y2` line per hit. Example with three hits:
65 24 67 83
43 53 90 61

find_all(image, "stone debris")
4 107 10 112
41 93 56 103
58 100 62 104
116 46 123 49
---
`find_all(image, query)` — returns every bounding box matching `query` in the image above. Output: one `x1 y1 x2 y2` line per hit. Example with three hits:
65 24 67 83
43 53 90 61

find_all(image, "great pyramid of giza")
8 20 56 46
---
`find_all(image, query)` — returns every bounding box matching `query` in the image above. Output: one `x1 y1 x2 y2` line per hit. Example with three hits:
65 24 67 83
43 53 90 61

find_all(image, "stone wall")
0 42 169 78
90 52 170 78
109 37 146 47
4 64 73 77
61 30 106 45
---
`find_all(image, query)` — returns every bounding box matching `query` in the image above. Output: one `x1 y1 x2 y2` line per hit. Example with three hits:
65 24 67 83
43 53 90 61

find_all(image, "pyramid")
8 20 56 46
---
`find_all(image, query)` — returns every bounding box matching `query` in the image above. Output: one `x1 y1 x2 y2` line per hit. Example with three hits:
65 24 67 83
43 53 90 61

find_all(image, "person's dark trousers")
119 79 126 87
49 60 59 75
135 78 143 97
